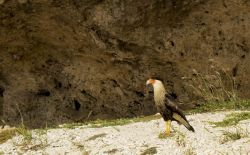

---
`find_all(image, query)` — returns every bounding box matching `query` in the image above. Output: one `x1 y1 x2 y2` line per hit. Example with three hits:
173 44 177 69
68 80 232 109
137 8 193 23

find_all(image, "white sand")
0 111 250 155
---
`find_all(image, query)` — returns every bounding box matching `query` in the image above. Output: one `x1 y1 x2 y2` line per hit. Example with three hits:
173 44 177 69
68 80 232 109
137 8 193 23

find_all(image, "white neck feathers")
152 80 166 105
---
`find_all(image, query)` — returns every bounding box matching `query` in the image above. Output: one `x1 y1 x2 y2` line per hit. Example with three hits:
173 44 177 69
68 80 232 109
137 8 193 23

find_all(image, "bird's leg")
165 120 171 136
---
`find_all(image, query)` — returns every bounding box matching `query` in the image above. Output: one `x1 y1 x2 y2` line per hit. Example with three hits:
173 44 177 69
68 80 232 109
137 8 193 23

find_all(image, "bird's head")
146 79 155 85
146 78 166 101
146 78 162 86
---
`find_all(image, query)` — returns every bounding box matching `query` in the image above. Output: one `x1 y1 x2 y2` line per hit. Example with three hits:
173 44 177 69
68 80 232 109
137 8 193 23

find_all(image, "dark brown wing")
165 94 195 132
165 94 188 121
165 93 184 103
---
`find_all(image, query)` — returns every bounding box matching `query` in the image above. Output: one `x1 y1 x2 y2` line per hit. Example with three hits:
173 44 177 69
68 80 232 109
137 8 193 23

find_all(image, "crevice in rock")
36 89 51 97
232 65 238 77
0 86 4 97
0 86 4 117
135 91 145 98
54 79 62 89
170 41 175 47
74 99 81 111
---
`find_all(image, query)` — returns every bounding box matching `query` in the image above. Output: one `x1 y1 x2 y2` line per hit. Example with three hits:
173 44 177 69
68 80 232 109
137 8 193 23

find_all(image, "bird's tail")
173 113 195 132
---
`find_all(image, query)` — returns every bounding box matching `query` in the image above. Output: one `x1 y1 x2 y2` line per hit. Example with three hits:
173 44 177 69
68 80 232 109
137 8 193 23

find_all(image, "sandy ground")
0 111 250 155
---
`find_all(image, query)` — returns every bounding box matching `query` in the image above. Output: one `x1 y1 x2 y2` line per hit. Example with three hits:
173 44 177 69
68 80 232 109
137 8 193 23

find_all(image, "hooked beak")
146 79 155 85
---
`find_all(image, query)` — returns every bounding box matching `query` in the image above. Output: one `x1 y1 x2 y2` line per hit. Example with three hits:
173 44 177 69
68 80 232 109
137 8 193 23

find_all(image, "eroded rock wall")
0 0 249 127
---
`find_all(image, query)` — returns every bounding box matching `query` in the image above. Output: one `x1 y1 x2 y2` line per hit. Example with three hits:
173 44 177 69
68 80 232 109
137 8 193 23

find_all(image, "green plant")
219 128 248 144
16 125 32 142
61 123 85 129
13 125 33 149
14 103 33 145
189 69 238 103
187 100 250 114
211 112 250 127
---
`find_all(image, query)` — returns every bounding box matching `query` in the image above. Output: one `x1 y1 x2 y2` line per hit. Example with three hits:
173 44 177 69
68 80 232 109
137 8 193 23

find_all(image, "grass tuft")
16 125 32 142
61 123 84 129
187 100 250 114
211 112 250 127
141 147 157 155
189 69 238 103
219 128 248 144
186 69 250 115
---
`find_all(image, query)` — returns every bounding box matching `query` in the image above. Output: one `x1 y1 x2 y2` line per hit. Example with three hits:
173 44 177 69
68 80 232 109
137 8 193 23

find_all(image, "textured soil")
0 111 250 155
0 0 250 127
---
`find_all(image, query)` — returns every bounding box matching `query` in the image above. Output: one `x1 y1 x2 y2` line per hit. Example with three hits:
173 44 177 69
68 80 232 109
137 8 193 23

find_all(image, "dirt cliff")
0 0 249 127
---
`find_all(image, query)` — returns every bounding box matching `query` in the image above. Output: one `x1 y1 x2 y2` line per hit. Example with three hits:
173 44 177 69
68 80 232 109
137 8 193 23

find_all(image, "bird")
146 78 195 135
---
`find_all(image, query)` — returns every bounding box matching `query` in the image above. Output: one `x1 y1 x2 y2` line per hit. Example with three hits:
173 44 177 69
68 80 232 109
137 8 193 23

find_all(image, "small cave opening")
135 91 145 97
74 99 81 111
37 89 51 97
0 86 4 117
232 65 238 77
0 86 4 97
81 89 87 94
170 41 175 47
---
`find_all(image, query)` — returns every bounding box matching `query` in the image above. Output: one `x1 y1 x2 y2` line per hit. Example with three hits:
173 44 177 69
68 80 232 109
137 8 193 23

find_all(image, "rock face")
0 0 249 127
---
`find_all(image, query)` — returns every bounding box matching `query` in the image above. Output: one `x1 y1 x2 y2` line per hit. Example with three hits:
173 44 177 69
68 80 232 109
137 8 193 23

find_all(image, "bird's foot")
159 131 173 138
164 130 174 137
159 133 173 138
165 132 171 136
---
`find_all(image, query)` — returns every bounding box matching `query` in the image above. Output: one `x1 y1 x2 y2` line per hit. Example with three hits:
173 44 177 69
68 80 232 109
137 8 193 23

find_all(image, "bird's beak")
146 80 150 85
146 79 154 85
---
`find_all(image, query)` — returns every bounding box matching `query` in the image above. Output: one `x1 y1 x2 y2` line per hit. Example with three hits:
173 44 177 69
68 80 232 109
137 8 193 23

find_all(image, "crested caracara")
146 78 194 135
